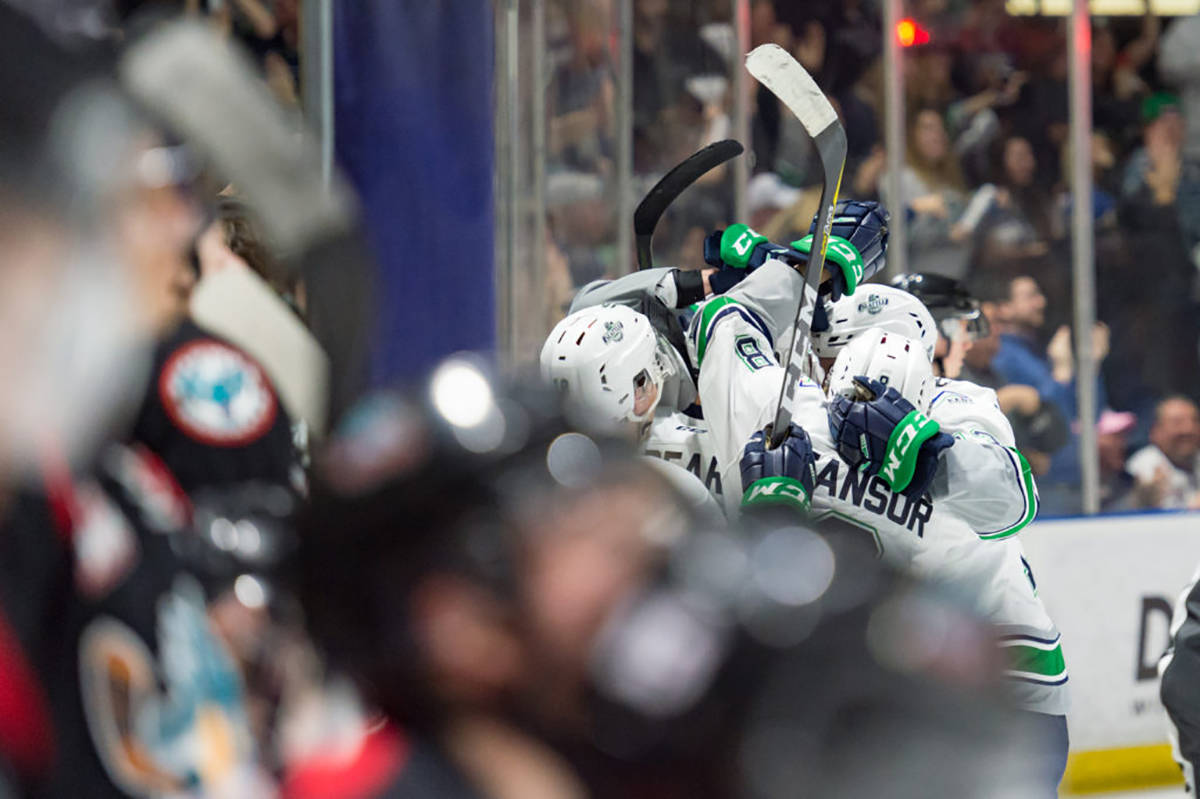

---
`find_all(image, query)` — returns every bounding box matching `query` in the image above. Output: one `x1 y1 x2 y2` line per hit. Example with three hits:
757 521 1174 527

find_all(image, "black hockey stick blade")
745 44 848 448
634 139 744 270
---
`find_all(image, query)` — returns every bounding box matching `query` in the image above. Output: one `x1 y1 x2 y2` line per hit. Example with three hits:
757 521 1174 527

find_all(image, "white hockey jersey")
640 455 725 527
920 376 1065 713
686 261 1067 715
642 410 725 506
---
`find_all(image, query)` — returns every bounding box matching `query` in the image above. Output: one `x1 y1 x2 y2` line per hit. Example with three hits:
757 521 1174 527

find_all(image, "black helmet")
297 357 646 728
890 272 990 340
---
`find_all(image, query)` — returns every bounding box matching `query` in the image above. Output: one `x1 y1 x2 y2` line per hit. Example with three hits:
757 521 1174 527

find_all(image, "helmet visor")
936 304 989 342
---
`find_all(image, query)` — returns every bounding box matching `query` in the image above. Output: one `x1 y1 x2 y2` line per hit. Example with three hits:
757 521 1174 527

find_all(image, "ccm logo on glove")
880 409 937 489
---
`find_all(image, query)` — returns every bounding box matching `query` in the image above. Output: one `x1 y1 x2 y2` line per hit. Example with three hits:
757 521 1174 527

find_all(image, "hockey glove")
704 224 806 272
707 264 750 296
739 426 818 515
828 377 953 497
791 233 865 302
794 200 891 302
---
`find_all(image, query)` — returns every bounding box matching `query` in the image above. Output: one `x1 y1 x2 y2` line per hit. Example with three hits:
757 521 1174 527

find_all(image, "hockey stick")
745 44 847 448
634 139 744 270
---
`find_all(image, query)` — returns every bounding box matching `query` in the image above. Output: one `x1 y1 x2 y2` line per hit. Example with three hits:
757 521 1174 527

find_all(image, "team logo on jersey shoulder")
858 293 888 315
159 340 277 447
602 320 624 344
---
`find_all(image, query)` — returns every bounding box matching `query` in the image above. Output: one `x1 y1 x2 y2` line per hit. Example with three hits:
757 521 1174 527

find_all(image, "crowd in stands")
543 0 1200 515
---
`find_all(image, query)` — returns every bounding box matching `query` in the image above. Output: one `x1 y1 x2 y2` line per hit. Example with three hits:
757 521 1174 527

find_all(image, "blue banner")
334 0 494 382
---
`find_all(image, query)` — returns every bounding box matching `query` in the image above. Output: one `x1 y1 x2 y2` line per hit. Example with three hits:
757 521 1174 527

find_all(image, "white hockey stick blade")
745 44 838 139
746 44 847 447
191 265 330 435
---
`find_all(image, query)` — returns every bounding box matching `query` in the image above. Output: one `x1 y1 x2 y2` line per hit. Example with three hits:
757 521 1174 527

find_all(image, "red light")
897 18 930 48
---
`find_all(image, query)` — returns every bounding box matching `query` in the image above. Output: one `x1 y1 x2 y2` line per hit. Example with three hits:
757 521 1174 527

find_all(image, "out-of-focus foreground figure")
298 360 1053 799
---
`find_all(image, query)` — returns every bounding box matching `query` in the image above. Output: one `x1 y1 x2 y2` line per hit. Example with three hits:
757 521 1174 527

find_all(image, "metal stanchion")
732 0 750 221
532 0 547 331
882 0 907 277
1068 0 1099 514
301 0 334 186
492 0 521 363
615 0 634 276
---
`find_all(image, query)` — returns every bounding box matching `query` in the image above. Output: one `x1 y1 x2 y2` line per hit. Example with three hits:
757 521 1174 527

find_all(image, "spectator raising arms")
1158 15 1200 258
986 275 1109 424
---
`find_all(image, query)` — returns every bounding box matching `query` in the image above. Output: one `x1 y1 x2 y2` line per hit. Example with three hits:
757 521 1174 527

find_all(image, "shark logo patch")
159 340 276 447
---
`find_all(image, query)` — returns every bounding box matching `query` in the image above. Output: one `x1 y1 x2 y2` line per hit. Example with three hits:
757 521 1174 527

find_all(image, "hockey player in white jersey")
689 263 1068 792
548 202 890 507
540 303 725 520
813 283 1035 524
890 271 990 380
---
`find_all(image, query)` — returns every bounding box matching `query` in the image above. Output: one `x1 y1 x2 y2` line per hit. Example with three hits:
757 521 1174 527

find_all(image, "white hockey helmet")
540 304 668 427
826 327 935 414
812 285 938 362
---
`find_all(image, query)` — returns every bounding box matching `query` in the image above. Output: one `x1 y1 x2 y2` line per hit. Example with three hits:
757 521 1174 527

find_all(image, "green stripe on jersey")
694 296 740 367
1003 641 1066 681
978 447 1039 540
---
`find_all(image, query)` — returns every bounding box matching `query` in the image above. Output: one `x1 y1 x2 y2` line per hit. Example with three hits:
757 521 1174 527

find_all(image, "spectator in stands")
1096 410 1139 512
882 108 971 279
1055 131 1120 240
960 301 1067 477
1121 92 1184 218
632 0 726 174
985 274 1109 423
906 44 957 112
548 2 615 176
947 54 1027 186
1112 93 1200 410
1159 15 1200 258
746 171 821 243
976 135 1054 263
1090 21 1148 148
1127 396 1200 510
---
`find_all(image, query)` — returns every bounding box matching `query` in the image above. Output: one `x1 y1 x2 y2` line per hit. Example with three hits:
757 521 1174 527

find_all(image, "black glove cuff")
673 268 708 306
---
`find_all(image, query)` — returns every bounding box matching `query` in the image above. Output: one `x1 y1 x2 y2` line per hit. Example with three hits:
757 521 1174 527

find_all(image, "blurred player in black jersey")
298 362 1052 799
0 6 359 795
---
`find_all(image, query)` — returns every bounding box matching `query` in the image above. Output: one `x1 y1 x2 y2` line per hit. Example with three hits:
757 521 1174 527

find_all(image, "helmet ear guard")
826 327 935 414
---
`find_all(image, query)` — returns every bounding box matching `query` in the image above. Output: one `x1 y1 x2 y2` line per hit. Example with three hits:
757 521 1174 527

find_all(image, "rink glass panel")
494 0 746 366
884 5 1200 517
495 1 1200 518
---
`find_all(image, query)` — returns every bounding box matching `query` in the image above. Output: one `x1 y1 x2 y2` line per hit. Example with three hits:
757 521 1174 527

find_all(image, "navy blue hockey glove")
704 224 805 272
706 263 750 295
828 377 953 497
739 426 818 514
793 200 890 302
